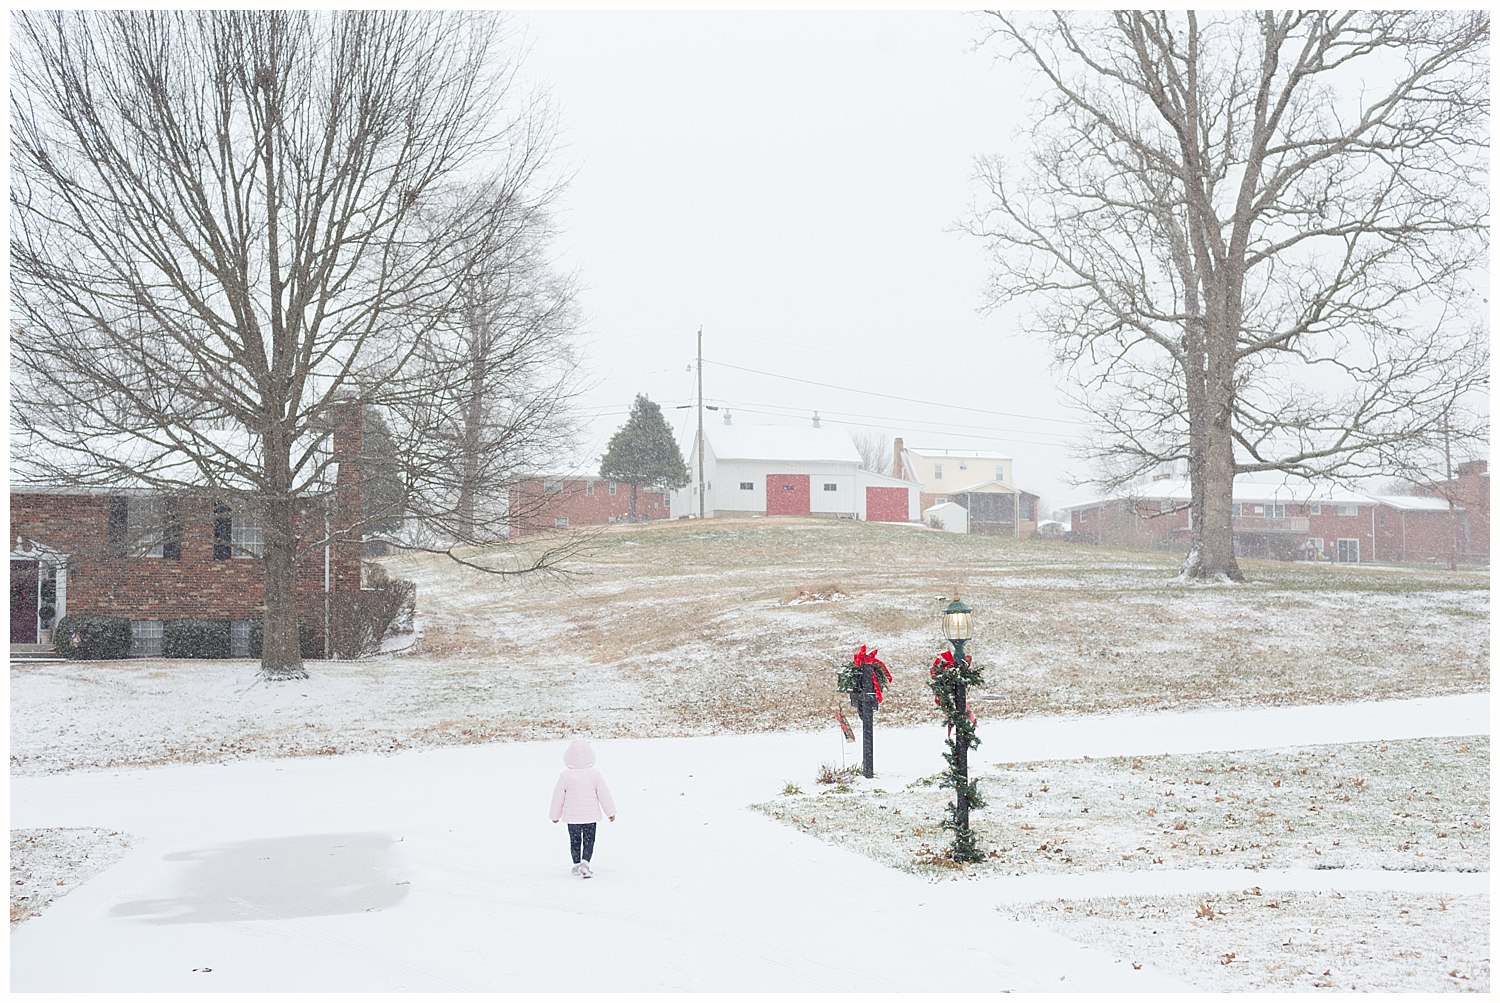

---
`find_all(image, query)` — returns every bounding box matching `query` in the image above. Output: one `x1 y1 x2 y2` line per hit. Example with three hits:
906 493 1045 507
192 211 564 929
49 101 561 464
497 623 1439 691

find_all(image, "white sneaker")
570 863 582 876
578 860 593 878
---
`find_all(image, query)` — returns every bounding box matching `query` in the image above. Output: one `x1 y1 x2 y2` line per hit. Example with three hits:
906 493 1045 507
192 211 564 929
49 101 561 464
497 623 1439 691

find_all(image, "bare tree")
851 431 892 475
10 11 584 679
970 11 1489 581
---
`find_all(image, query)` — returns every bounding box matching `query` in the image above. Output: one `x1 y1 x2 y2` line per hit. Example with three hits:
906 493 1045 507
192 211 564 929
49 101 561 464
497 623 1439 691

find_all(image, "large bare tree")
10 11 583 678
970 11 1489 581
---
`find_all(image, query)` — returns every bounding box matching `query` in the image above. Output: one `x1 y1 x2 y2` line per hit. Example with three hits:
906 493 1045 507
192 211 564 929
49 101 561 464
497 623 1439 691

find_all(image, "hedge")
163 618 231 659
52 614 132 660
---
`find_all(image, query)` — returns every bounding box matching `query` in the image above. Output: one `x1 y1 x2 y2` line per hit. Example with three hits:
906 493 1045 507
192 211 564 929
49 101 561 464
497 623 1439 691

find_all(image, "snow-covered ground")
10 693 1487 992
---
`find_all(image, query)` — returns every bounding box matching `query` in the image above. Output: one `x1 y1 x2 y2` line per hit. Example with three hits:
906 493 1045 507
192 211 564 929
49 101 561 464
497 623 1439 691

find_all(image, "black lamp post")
942 597 975 834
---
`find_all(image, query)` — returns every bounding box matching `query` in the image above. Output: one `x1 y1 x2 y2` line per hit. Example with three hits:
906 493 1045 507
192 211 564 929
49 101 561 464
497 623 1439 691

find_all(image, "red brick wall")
509 478 668 537
10 491 361 636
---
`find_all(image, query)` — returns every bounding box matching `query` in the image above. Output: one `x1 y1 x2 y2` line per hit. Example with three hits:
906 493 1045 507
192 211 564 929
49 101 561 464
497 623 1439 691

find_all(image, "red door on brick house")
865 486 909 523
765 474 811 516
10 559 38 644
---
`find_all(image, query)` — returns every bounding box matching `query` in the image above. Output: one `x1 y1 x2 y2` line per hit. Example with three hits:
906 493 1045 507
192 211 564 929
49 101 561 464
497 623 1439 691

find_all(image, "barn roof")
704 425 861 464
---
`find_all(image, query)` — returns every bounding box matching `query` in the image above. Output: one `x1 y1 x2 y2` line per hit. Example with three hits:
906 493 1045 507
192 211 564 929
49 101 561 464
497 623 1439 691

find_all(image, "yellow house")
895 440 1038 537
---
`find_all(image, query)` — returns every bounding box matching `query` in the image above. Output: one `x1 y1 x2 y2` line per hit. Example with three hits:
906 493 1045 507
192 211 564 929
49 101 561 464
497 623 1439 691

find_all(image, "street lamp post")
942 598 975 835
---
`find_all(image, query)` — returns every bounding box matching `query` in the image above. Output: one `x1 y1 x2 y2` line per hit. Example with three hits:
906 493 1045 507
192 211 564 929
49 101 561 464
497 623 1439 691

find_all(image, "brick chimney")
892 438 905 480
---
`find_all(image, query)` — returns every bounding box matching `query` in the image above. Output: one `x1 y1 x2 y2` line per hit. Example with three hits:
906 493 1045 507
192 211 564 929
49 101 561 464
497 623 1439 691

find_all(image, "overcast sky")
515 10 1099 512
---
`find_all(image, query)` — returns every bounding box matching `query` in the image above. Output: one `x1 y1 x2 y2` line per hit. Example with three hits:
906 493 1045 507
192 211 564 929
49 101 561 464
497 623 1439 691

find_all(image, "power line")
703 358 1093 426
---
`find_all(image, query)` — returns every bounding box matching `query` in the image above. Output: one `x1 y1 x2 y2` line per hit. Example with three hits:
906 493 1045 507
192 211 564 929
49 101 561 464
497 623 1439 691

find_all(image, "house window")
232 511 265 558
1267 503 1287 519
823 483 838 492
1336 503 1358 517
1079 509 1088 522
1337 538 1360 562
959 463 968 471
230 620 255 658
608 482 618 496
740 482 754 491
585 480 595 496
1307 537 1324 555
544 479 562 495
554 516 569 528
130 620 163 657
933 464 943 480
1309 504 1322 516
995 467 1004 482
115 495 177 558
1231 503 1242 517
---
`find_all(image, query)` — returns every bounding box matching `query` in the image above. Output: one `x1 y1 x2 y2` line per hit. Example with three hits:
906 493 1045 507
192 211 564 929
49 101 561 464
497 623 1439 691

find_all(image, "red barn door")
865 486 909 522
765 474 811 516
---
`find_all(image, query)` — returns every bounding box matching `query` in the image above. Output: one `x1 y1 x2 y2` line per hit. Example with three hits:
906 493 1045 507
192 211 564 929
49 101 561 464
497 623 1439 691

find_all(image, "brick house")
9 415 364 656
1409 460 1489 564
507 475 669 537
1065 475 1478 564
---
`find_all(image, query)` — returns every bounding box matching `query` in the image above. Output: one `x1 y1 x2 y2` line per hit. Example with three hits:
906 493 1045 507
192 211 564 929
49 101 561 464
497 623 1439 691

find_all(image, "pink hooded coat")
549 739 616 824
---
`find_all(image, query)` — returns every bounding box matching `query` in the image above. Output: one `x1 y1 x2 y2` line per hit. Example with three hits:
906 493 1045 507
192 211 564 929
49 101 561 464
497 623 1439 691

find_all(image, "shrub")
162 619 231 659
53 615 131 660
331 567 416 659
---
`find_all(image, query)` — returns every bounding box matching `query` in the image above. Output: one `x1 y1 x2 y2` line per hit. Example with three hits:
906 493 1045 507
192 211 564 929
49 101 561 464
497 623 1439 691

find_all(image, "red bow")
854 645 892 704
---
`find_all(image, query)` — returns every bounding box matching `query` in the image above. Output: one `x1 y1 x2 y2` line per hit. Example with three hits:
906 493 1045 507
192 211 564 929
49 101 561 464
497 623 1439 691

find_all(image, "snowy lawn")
754 732 1488 993
10 519 1488 775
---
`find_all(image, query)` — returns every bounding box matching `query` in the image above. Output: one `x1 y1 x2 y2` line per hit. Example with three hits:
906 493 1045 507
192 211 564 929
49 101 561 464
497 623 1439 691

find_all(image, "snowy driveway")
10 693 1487 992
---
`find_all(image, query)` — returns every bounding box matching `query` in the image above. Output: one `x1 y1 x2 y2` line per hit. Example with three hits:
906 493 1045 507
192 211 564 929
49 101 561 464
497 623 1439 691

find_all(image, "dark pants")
567 823 597 864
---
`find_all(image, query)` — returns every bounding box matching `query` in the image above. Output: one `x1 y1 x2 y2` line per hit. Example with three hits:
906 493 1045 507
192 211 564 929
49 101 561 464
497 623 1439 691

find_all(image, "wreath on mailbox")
836 644 891 705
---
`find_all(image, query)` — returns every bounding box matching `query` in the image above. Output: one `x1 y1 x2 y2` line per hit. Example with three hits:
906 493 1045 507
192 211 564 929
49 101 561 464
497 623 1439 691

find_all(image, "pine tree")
599 395 689 520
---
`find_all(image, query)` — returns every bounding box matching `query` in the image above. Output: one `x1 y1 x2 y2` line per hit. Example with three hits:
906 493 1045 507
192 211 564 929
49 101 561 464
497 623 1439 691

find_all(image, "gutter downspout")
324 494 331 659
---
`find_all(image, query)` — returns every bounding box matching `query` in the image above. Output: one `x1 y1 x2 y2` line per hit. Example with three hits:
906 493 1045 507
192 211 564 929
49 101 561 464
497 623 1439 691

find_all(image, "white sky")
515 10 1097 512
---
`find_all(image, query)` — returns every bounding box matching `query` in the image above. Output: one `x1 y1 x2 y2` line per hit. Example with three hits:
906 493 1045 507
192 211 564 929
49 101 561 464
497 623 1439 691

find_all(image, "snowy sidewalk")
9 692 1487 993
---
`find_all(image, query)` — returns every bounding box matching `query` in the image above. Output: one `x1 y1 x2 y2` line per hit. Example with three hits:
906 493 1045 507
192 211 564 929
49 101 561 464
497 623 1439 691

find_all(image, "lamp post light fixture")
942 597 977 842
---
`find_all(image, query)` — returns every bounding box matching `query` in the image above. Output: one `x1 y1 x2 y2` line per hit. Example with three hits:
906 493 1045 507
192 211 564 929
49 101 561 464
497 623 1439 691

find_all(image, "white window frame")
740 481 754 491
823 483 838 492
554 516 569 528
1231 503 1242 518
1337 537 1360 562
230 620 254 658
934 464 944 480
232 511 266 558
995 466 1004 482
130 620 163 657
127 496 165 558
1307 537 1324 554
608 481 618 496
1336 503 1358 516
585 480 595 496
1308 503 1322 516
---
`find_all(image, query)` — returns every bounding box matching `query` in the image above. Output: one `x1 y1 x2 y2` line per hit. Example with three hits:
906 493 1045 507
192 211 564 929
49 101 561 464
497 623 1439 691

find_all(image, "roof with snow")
11 427 337 494
1063 475 1466 512
903 446 1013 461
703 425 861 464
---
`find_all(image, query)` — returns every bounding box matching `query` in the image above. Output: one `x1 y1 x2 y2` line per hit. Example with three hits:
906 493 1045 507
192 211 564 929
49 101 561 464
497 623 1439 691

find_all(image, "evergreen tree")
599 395 689 520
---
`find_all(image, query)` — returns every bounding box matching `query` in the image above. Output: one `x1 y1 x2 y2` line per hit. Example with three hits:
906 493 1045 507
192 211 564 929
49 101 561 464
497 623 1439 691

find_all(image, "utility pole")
697 326 705 520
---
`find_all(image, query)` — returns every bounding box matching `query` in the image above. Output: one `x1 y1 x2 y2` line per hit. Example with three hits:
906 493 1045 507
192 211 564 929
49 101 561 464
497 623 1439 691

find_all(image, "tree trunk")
260 493 307 680
629 482 639 521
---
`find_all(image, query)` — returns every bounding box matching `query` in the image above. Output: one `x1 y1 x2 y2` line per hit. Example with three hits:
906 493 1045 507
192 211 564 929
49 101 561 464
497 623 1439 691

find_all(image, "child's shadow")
111 832 409 924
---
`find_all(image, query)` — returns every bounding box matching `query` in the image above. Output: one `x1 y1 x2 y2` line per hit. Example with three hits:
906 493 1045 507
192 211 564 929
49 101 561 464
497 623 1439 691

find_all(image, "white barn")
671 425 920 522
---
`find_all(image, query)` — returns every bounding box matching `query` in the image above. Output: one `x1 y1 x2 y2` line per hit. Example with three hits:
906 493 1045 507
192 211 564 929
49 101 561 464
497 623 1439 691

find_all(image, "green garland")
927 649 986 863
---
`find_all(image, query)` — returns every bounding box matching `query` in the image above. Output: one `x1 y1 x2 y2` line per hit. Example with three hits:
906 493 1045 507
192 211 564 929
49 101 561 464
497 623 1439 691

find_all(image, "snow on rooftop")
903 445 1013 461
704 424 861 463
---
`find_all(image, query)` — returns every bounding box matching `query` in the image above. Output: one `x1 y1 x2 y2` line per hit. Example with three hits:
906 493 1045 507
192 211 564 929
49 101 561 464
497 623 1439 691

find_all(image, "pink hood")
563 739 595 770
